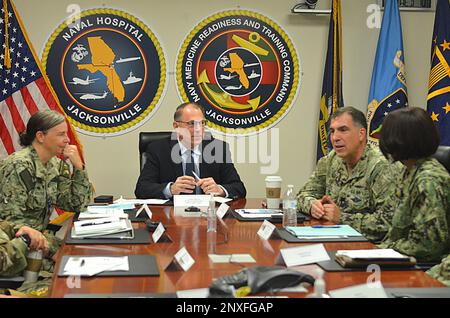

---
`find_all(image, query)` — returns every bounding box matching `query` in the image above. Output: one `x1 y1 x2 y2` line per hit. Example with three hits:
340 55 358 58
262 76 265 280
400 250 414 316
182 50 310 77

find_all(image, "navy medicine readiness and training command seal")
176 10 301 136
42 8 167 136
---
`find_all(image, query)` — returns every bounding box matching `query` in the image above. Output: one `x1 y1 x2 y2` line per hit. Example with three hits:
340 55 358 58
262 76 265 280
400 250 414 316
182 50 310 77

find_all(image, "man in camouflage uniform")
0 220 52 297
428 255 450 287
297 107 400 243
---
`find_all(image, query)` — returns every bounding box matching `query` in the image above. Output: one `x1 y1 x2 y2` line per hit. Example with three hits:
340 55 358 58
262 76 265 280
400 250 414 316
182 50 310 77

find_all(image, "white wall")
14 0 435 198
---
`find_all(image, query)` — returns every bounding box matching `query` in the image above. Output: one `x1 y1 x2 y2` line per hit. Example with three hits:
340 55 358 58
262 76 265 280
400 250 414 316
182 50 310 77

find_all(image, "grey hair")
330 106 368 130
19 110 65 146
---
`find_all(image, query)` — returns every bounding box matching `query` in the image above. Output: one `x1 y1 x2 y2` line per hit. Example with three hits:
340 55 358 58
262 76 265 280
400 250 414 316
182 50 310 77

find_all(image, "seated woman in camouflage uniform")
0 110 92 273
378 107 450 263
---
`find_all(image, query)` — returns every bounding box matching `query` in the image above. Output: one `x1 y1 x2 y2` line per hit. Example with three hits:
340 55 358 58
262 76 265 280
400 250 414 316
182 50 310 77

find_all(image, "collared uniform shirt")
297 144 401 243
379 158 450 263
0 146 93 256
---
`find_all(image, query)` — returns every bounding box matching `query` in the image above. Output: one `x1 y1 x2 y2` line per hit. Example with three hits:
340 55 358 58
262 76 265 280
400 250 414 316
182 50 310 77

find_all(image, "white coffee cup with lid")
265 176 282 209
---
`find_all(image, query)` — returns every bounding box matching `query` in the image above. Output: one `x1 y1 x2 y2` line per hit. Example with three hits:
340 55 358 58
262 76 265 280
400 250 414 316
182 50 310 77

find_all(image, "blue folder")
285 225 363 237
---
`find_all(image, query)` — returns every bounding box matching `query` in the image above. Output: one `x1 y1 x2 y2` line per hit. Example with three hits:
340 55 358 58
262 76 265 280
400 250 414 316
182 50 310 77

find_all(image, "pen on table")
311 225 341 228
80 221 112 227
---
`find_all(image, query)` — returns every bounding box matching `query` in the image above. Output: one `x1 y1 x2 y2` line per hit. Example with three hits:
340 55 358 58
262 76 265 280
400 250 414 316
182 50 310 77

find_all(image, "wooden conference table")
49 199 444 297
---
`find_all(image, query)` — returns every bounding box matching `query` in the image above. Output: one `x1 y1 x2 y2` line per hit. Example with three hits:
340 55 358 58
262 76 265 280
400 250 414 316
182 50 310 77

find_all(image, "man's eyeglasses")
176 120 207 128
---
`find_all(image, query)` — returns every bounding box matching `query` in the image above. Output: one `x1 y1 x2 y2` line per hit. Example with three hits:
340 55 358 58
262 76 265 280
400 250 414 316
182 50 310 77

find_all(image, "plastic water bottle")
307 268 330 298
282 185 297 228
207 194 217 232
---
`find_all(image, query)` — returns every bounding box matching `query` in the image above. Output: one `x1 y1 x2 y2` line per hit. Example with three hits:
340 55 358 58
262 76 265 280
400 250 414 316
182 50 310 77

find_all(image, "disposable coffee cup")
23 250 43 283
265 176 282 209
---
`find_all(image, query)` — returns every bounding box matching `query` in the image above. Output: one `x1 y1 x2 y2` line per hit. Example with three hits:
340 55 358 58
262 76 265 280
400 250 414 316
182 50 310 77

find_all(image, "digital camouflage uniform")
379 158 450 263
0 220 51 297
0 146 92 250
0 146 92 296
0 220 27 277
297 144 401 243
427 254 450 287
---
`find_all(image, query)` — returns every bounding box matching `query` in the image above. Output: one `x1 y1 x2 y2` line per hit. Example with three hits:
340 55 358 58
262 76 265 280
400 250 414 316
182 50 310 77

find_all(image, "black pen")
80 221 112 227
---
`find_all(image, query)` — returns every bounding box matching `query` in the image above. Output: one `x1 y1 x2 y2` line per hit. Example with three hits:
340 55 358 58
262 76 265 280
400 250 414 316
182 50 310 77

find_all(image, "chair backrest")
432 145 450 173
139 132 172 171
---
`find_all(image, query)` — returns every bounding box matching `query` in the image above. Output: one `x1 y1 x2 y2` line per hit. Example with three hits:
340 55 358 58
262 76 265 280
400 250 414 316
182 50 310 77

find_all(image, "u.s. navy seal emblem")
176 10 301 136
42 8 167 136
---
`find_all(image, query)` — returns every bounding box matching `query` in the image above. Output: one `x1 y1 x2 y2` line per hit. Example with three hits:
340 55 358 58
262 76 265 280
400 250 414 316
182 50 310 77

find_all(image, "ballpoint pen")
311 225 341 228
192 171 201 181
80 221 113 227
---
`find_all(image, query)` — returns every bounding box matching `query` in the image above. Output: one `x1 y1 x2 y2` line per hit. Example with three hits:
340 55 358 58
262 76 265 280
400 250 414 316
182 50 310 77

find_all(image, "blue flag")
427 0 450 146
317 0 344 161
367 0 408 145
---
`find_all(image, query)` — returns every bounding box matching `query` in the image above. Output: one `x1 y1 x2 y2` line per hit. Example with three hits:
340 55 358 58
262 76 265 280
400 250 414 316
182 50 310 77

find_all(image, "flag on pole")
0 0 83 160
317 0 344 161
427 0 450 146
367 0 408 145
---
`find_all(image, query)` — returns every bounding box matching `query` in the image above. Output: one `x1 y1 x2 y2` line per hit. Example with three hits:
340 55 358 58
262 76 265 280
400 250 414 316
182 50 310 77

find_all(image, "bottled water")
207 194 217 232
306 268 330 298
282 185 297 228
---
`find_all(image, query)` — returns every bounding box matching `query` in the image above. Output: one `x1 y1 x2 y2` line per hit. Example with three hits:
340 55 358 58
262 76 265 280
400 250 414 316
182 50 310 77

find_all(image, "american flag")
0 0 83 160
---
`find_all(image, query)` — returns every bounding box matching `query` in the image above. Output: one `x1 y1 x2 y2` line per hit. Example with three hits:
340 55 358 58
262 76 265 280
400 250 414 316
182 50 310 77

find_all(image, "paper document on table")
72 217 133 238
208 254 256 263
114 196 169 205
63 256 129 276
235 209 282 219
79 206 129 219
174 195 210 207
285 225 362 237
176 288 209 298
329 281 388 298
335 249 410 260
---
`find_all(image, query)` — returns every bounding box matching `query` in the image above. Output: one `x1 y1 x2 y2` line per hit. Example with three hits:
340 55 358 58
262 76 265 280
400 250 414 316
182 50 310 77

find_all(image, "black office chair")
139 131 172 171
0 276 25 290
432 145 450 173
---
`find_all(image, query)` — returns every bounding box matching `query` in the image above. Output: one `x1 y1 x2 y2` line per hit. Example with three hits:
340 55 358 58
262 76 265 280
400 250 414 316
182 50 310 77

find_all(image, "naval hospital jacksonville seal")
42 8 167 136
176 10 301 136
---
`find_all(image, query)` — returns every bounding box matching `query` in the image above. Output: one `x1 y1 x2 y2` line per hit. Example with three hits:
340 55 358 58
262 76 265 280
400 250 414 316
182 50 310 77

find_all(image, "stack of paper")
114 196 169 205
63 256 129 276
72 217 133 238
335 249 411 260
78 205 129 219
334 249 416 268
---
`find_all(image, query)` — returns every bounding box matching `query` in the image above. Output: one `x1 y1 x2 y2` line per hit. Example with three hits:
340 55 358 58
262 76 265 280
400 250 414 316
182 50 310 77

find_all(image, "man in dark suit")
135 102 246 199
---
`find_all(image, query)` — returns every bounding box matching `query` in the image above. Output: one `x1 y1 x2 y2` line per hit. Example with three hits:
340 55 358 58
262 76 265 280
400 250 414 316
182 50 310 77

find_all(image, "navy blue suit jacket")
135 136 246 199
